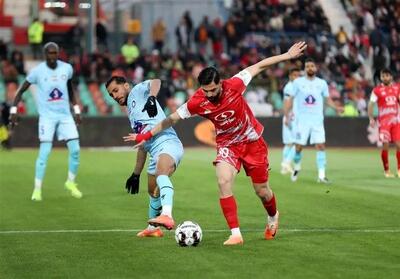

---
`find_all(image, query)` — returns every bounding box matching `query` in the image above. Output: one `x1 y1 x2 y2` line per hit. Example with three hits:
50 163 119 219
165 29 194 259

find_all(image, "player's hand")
126 172 140 194
74 114 82 126
369 118 376 128
284 116 290 126
287 41 307 59
142 96 158 117
335 106 344 115
123 131 152 144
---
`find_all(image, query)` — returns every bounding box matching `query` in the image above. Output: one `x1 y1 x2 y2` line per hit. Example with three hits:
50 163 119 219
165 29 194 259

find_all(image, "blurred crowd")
1 0 399 118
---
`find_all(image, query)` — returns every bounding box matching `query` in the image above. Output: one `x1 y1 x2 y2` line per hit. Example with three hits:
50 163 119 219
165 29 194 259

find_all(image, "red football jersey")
177 70 264 147
370 83 400 125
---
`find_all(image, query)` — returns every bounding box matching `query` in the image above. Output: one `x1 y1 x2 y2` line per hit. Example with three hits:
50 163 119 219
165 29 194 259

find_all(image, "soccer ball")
174 221 202 247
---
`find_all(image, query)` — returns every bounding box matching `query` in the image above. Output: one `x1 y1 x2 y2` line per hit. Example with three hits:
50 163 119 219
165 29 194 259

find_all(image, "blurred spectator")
68 21 84 56
10 50 25 75
152 18 166 53
0 39 8 61
121 37 140 68
183 11 194 50
194 16 211 57
28 18 44 59
336 26 348 47
210 18 224 59
1 60 18 84
96 20 108 51
224 16 238 55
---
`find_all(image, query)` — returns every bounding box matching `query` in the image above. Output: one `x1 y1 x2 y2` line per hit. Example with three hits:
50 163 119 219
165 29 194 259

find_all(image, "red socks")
219 196 239 229
262 194 277 217
381 150 389 171
397 151 400 170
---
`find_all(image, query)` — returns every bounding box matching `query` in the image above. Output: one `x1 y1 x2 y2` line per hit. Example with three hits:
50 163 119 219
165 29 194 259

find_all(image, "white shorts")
38 116 79 142
293 119 325 145
282 117 295 144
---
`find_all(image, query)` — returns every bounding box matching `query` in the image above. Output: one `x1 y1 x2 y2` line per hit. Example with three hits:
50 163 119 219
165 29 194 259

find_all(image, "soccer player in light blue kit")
106 76 183 237
10 42 82 201
281 68 301 175
284 58 342 183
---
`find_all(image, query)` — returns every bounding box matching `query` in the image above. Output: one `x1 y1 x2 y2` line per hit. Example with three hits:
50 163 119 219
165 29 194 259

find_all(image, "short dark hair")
380 68 392 76
105 76 127 89
304 58 315 64
197 67 220 85
289 68 301 74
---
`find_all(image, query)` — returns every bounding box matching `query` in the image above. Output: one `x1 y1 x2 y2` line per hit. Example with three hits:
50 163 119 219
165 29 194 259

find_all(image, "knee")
254 186 267 198
217 176 231 188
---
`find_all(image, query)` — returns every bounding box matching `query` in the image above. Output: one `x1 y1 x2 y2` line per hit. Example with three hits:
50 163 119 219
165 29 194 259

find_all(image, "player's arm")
283 97 293 126
9 80 31 128
123 111 183 147
244 42 307 78
142 79 161 117
367 91 377 127
126 147 147 194
67 79 81 125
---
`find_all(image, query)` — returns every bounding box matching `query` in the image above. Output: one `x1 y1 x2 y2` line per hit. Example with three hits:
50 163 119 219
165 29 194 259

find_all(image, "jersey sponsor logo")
48 88 63 101
385 96 397 106
214 110 236 126
133 121 146 134
304 95 316 105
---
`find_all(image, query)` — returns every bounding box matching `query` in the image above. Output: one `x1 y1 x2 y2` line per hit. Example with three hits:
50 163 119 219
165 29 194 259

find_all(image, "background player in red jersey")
368 68 400 178
124 41 307 245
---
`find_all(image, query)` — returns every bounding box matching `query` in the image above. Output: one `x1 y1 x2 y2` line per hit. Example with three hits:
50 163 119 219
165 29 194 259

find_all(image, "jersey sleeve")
369 91 378 102
133 80 151 98
67 64 73 79
176 102 194 119
287 80 298 97
26 67 38 84
233 69 252 87
322 80 329 98
283 83 293 99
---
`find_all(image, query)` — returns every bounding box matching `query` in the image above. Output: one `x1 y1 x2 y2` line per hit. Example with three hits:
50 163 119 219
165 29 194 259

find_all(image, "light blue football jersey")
283 80 296 114
288 76 329 122
26 60 73 118
127 80 180 152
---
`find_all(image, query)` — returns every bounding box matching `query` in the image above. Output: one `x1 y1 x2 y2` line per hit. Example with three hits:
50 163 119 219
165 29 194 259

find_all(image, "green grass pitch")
1 148 399 278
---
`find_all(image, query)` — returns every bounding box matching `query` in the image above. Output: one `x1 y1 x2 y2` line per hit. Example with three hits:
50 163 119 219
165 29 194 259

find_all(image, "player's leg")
311 122 329 183
32 117 56 201
148 139 184 230
281 119 294 174
215 160 243 245
291 119 309 181
137 174 164 237
242 138 278 240
395 141 400 178
59 117 82 198
381 143 393 177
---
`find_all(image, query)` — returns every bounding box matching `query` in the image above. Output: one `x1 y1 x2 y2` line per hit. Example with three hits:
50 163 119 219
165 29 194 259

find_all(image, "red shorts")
213 137 269 183
379 122 400 143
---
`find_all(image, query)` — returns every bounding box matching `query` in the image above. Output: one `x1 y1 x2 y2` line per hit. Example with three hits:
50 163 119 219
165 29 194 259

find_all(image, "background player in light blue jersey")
281 68 301 175
105 76 183 237
284 58 342 183
10 42 82 201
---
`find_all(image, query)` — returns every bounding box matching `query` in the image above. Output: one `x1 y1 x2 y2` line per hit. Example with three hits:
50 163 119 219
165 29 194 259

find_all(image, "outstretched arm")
9 80 31 127
123 111 183 147
244 42 307 78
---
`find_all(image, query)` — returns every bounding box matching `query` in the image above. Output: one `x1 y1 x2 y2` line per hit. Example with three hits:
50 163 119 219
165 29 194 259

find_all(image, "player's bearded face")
45 49 58 68
202 82 222 103
380 73 392 85
305 63 316 77
107 82 129 105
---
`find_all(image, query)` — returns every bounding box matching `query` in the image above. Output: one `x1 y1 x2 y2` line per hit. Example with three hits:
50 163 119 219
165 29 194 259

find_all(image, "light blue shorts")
293 119 325 146
282 117 295 145
38 116 79 142
147 138 184 175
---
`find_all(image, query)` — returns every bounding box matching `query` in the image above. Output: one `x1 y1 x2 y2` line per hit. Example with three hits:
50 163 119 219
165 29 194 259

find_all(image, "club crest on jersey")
48 88 63 101
304 95 316 105
131 99 136 108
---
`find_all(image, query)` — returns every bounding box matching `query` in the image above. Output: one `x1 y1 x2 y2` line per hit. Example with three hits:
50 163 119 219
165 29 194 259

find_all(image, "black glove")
126 173 140 194
142 96 158 117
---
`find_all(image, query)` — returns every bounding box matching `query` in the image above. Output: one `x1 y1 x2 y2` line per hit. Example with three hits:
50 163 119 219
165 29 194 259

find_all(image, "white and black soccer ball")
174 221 202 247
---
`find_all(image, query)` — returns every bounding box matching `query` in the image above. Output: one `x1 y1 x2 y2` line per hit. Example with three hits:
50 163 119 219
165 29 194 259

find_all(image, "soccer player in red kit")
368 68 400 178
124 42 307 245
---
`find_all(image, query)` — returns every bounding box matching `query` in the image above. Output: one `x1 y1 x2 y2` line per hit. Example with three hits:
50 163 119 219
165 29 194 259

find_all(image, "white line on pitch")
1 228 400 234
